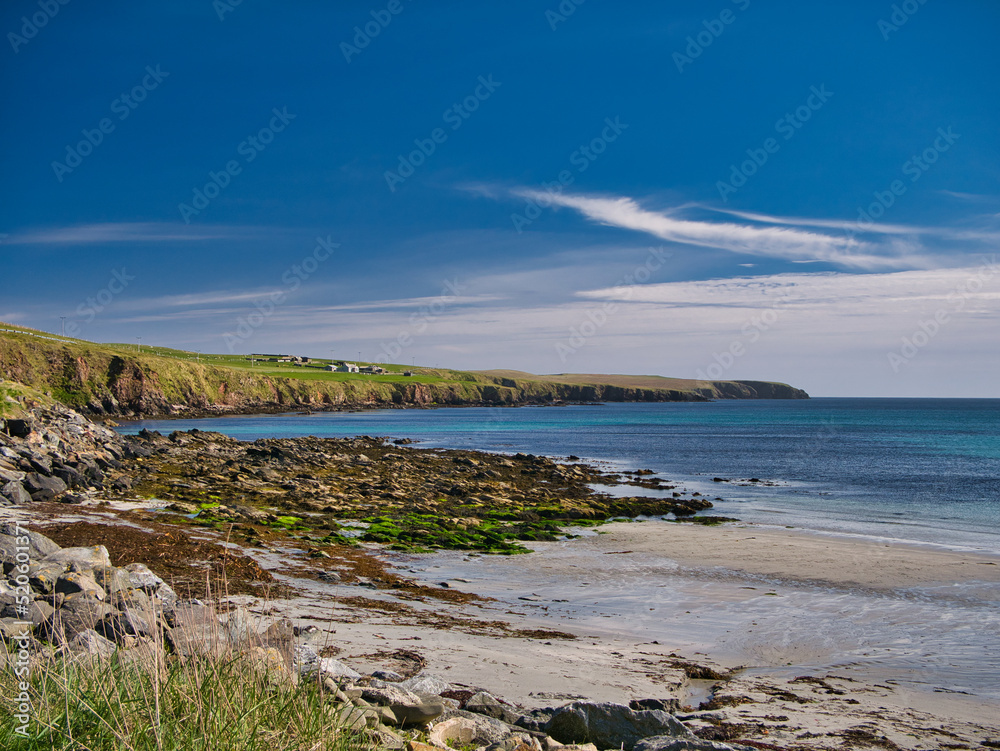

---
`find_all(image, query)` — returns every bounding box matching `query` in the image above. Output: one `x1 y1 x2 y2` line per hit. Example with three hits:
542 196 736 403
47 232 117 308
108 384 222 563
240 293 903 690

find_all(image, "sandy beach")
238 518 1000 750
551 520 1000 590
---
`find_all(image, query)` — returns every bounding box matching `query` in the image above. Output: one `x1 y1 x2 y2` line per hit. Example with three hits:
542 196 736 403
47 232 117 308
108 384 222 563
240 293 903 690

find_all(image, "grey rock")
222 606 259 646
55 572 106 600
359 683 444 726
52 465 84 488
0 616 33 642
94 566 133 595
0 481 31 505
44 545 112 570
98 607 153 642
293 644 321 676
466 691 523 724
317 657 361 680
515 708 555 732
546 702 693 751
1 598 53 627
153 582 178 605
0 522 61 571
360 683 423 707
429 711 519 746
372 668 404 682
67 628 117 659
392 696 446 726
400 671 451 695
26 561 68 594
48 597 115 642
0 466 26 484
24 472 67 495
123 562 167 593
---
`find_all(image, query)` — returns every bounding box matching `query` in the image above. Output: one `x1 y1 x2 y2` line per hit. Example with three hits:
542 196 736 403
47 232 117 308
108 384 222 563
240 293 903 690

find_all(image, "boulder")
123 562 165 592
0 616 33 642
360 683 423 707
48 597 116 642
0 598 54 627
360 683 445 726
545 702 692 751
55 572 106 600
0 481 31 505
317 657 361 680
0 522 61 571
429 714 521 748
293 643 321 676
67 628 118 659
44 545 112 570
466 691 523 724
24 472 67 496
400 671 451 696
98 607 153 642
27 561 69 594
94 566 133 595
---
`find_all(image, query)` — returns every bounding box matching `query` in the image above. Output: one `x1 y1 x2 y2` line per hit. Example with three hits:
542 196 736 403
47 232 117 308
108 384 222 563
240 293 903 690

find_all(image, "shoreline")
4 401 1000 749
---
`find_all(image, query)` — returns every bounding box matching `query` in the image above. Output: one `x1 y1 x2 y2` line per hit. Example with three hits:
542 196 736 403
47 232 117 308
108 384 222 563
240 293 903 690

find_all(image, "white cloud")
516 190 925 270
3 222 258 245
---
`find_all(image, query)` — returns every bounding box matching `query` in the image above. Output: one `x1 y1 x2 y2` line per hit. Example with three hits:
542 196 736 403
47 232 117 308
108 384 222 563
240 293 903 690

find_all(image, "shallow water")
389 535 1000 700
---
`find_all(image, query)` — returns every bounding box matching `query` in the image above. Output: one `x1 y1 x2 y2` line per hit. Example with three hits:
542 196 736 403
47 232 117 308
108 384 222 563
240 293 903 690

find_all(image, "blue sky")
1 0 998 397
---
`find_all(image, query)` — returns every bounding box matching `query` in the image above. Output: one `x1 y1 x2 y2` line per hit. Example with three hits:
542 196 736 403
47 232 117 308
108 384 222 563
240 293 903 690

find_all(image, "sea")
118 398 1000 699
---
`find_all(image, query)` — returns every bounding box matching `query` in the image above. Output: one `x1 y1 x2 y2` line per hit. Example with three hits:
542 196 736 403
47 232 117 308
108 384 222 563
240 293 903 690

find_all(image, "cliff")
0 326 807 417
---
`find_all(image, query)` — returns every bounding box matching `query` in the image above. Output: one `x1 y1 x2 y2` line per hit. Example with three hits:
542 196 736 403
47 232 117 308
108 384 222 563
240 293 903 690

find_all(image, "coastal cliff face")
0 332 807 418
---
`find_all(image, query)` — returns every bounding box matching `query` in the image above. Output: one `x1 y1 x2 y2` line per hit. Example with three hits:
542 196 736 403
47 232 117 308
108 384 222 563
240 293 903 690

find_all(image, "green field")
0 321 806 414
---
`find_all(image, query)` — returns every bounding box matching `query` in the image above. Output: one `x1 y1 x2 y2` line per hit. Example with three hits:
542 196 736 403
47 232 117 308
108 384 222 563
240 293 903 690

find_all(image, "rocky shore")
3 399 1000 750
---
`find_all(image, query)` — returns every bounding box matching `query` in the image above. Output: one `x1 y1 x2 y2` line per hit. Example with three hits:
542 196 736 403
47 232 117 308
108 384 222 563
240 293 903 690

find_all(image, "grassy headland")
0 323 807 418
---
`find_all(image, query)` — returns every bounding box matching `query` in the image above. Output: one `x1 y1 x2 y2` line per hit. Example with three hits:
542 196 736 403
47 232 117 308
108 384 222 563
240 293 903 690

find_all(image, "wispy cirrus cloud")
514 190 931 270
1 222 260 245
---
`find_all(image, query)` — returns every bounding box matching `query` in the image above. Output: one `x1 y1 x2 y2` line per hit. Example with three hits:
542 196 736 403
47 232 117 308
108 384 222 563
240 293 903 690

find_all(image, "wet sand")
262 519 1000 750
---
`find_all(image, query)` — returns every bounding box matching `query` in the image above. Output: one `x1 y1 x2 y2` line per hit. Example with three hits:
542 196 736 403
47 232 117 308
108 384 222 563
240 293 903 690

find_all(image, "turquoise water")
120 398 1000 554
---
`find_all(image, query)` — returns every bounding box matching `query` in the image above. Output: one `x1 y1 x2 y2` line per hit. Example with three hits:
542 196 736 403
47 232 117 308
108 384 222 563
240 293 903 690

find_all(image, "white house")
337 362 360 373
